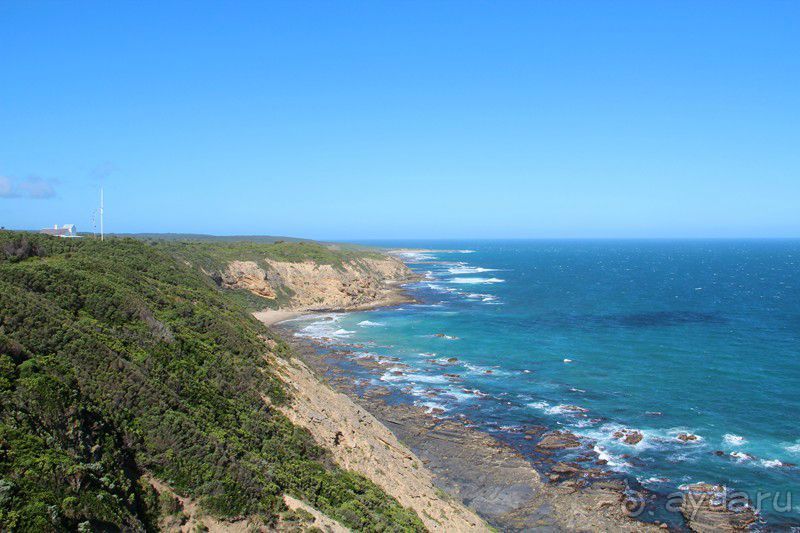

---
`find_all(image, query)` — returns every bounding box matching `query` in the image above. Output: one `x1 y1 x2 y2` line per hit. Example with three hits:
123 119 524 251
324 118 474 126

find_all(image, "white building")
40 224 80 238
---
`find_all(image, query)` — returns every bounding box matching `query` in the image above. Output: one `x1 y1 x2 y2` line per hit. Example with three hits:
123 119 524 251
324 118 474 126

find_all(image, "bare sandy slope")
270 354 489 532
146 475 350 533
252 309 304 326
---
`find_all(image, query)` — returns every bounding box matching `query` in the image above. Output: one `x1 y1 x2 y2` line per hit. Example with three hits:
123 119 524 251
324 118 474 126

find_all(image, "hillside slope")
0 232 425 531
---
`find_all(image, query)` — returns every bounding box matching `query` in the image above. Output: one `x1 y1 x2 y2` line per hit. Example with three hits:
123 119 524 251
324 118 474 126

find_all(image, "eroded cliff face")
272 355 488 532
219 255 415 310
220 260 278 299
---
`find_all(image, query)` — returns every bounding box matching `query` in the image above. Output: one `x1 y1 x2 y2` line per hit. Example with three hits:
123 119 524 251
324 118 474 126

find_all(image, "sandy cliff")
270 354 488 532
221 255 415 311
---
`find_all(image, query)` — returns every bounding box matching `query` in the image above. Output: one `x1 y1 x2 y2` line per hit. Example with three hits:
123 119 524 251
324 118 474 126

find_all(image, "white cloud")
0 175 57 199
0 176 12 198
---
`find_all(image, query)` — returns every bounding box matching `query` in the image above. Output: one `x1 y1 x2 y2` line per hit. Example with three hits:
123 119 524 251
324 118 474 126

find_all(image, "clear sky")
1 1 798 240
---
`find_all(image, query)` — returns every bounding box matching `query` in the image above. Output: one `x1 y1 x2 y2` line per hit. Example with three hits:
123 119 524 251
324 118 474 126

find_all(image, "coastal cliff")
161 240 417 313
219 255 414 311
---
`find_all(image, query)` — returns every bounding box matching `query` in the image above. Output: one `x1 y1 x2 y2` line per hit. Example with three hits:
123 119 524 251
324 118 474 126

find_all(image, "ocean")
287 240 800 527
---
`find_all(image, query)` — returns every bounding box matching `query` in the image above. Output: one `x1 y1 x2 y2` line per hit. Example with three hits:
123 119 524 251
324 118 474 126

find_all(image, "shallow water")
289 240 800 526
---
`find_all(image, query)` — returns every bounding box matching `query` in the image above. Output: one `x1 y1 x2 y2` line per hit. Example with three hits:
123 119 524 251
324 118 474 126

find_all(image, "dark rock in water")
446 357 458 363
613 429 643 445
547 462 585 482
677 432 699 442
680 483 757 532
560 404 589 413
551 462 583 475
713 450 726 457
524 425 547 435
536 430 581 450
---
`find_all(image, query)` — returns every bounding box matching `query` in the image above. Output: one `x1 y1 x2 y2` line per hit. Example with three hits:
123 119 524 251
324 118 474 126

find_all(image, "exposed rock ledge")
221 255 416 312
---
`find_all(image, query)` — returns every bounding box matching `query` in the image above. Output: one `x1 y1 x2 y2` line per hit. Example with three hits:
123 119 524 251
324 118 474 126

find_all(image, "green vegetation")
0 232 424 532
160 240 383 270
106 233 309 244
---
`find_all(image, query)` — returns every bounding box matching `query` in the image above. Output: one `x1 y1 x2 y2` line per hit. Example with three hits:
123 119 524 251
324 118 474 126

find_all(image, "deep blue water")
289 240 800 526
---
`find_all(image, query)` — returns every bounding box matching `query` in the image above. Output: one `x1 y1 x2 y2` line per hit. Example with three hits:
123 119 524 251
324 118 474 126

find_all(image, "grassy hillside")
108 233 310 244
0 232 424 532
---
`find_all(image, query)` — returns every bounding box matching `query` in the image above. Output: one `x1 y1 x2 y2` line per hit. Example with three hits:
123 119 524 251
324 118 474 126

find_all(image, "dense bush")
0 232 424 532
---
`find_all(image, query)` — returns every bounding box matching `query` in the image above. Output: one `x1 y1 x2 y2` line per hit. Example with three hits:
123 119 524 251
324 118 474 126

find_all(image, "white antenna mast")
100 187 104 241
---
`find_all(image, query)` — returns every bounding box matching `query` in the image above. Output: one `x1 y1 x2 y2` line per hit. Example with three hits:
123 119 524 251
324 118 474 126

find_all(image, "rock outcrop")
680 483 757 532
613 429 644 446
220 260 277 298
220 255 415 310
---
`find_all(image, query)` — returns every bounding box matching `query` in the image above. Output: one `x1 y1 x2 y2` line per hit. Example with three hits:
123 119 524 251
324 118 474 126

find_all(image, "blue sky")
1 1 798 239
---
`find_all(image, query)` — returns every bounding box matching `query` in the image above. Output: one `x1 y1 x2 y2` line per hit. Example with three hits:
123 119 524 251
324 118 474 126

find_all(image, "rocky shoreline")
273 312 771 532
276 326 674 532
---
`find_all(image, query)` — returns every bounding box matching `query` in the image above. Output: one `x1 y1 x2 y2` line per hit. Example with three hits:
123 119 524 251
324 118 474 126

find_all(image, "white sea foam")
640 476 671 485
785 443 800 454
443 388 476 402
563 358 573 363
464 293 500 303
593 445 629 469
380 369 448 385
294 314 350 341
406 373 449 384
463 362 506 376
425 283 460 293
357 320 384 327
379 369 406 383
448 265 499 274
528 401 587 416
419 401 447 414
730 451 754 462
394 251 436 262
761 459 784 468
528 400 551 412
723 434 746 446
448 277 505 284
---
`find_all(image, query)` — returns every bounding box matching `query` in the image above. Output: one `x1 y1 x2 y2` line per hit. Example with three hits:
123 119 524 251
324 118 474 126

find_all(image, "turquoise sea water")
289 240 800 527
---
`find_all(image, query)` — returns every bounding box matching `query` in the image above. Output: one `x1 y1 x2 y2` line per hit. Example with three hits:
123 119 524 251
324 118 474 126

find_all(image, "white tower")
100 187 104 241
